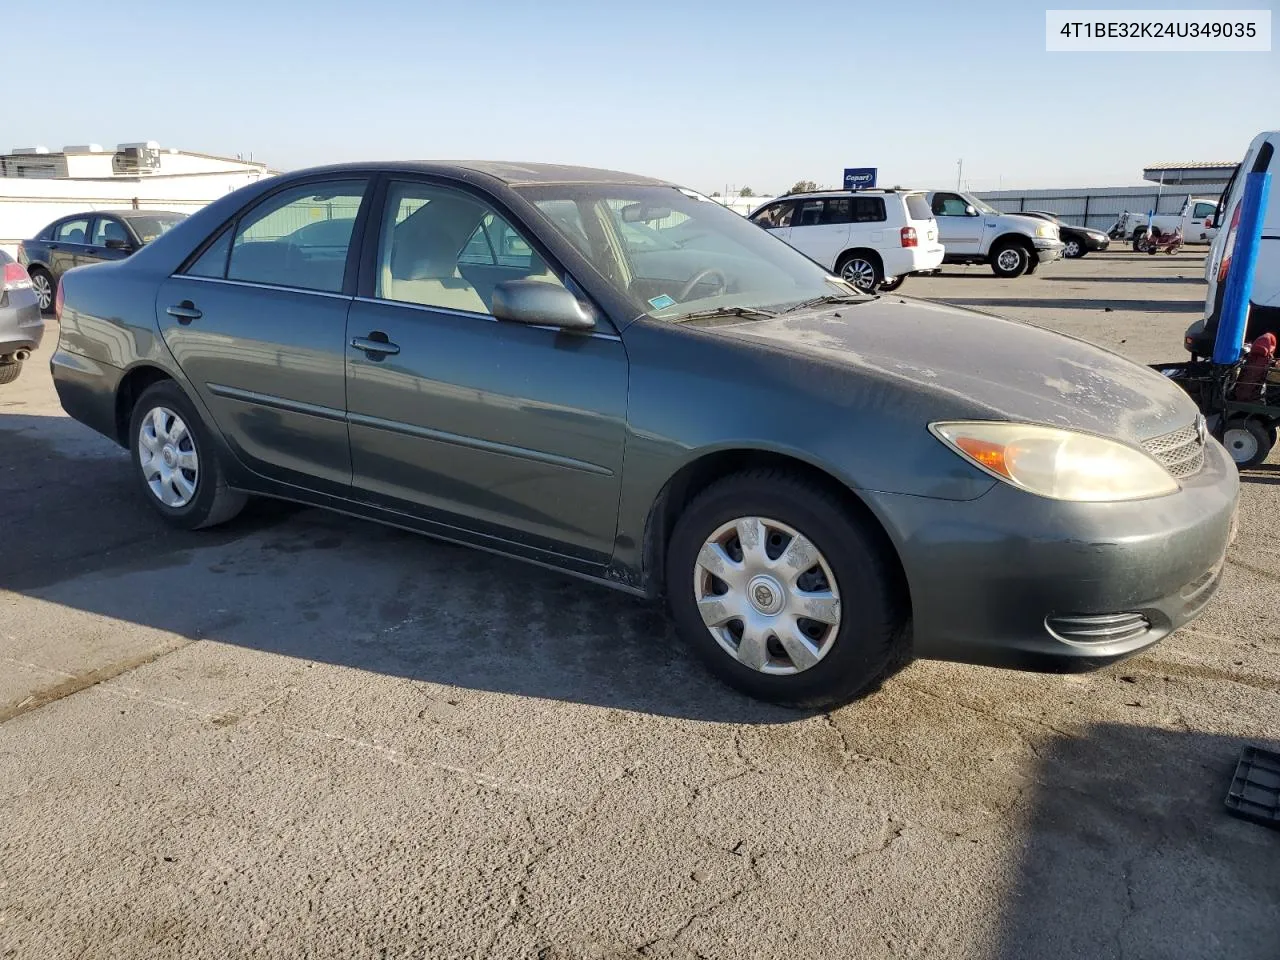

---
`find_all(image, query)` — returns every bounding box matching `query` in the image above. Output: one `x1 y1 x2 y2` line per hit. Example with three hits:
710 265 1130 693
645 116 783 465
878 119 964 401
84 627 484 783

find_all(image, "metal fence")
973 184 1229 233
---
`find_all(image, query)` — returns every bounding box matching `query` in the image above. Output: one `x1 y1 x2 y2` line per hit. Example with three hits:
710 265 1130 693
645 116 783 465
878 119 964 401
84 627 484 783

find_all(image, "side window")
821 199 852 225
226 180 367 293
751 202 794 229
91 218 130 246
851 197 887 223
1192 202 1216 219
932 193 971 217
186 227 233 279
375 181 564 315
54 218 90 244
796 200 824 227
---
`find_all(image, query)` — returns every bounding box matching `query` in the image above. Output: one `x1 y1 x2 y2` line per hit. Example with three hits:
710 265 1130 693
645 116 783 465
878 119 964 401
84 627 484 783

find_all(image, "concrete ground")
1 248 1277 959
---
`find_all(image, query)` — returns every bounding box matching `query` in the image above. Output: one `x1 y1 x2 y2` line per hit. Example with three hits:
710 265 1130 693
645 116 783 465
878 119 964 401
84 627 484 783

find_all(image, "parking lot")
2 248 1277 958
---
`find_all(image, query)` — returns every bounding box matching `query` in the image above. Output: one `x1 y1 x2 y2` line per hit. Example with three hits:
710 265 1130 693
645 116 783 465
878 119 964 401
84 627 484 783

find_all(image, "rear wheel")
1222 418 1275 469
128 380 247 529
0 362 21 385
836 251 883 293
879 274 907 292
1132 229 1149 252
989 241 1030 278
666 470 906 708
29 269 54 314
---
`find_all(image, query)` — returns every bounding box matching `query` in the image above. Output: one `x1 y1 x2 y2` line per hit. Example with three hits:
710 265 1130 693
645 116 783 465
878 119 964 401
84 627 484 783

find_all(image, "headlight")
1035 224 1056 239
930 421 1179 501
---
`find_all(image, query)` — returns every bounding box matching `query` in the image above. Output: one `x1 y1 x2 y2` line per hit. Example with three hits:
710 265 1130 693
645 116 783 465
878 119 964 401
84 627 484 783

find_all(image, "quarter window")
225 180 367 293
54 219 90 244
376 181 564 315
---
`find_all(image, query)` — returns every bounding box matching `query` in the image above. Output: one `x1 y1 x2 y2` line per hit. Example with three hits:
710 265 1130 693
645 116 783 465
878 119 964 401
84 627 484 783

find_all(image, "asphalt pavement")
1 248 1277 959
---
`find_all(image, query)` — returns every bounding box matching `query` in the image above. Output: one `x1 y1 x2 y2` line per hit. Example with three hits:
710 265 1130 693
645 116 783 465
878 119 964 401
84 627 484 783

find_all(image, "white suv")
748 189 944 292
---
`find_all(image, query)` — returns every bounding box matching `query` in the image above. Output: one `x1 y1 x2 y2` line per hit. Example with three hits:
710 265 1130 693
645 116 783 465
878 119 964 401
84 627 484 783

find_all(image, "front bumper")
1032 238 1066 264
1085 235 1110 252
865 438 1238 670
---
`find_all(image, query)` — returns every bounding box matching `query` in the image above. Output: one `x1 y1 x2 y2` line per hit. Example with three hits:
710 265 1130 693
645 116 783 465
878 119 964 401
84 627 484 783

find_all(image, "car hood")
719 297 1197 443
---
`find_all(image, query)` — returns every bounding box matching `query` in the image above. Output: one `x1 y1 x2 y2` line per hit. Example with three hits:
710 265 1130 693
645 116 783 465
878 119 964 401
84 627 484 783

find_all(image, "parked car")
1108 198 1219 249
19 209 187 313
1022 211 1110 258
1185 130 1280 360
0 249 43 384
747 188 943 292
925 191 1064 277
50 161 1237 707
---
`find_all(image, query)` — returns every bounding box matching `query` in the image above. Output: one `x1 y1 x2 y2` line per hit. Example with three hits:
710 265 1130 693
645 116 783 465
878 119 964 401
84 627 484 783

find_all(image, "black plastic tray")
1225 746 1280 829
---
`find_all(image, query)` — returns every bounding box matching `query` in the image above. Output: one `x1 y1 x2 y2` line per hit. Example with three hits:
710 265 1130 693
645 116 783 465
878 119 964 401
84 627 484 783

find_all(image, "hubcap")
840 259 876 291
137 406 199 508
693 516 842 676
32 273 52 310
1065 240 1080 257
997 249 1022 272
1224 428 1258 464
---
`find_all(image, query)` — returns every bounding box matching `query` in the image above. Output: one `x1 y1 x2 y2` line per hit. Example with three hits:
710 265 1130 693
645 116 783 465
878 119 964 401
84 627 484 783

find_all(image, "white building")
0 142 273 256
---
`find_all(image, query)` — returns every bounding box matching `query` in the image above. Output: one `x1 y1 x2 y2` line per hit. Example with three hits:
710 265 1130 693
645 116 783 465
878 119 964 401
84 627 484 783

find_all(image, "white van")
1185 130 1280 358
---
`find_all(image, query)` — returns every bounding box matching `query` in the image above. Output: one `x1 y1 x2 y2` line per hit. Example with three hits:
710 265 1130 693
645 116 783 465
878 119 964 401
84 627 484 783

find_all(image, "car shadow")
1 413 902 724
990 723 1280 960
944 297 1203 313
1043 276 1206 285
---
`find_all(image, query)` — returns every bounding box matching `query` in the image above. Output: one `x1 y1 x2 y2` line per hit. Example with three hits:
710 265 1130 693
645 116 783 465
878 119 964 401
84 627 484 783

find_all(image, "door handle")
351 333 400 358
166 301 202 324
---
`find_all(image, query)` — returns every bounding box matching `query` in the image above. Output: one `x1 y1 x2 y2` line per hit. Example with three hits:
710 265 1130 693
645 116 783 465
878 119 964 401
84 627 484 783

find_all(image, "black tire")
878 274 907 292
1132 229 1149 253
1222 418 1275 469
29 268 55 315
989 240 1030 278
666 469 906 708
128 380 247 529
0 362 21 385
836 250 883 293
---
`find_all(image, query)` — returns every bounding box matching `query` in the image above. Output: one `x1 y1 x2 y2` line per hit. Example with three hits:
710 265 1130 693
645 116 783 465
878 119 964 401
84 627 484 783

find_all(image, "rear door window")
54 219 90 244
820 199 853 225
225 180 367 293
795 200 825 227
850 197 886 223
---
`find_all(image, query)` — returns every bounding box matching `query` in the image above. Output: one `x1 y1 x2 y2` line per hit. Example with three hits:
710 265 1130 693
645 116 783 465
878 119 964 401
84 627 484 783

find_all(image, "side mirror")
492 280 597 332
965 205 979 217
104 237 132 251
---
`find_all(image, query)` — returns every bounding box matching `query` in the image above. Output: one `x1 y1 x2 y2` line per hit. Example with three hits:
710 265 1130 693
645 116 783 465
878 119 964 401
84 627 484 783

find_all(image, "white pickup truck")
925 190 1064 278
1109 197 1220 248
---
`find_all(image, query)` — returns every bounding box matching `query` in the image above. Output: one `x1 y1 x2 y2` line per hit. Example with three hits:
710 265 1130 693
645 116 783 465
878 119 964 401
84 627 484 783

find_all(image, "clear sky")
6 0 1277 194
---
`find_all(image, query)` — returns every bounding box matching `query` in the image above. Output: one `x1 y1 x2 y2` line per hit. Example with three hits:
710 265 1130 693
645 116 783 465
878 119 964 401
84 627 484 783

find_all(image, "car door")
155 177 371 494
1188 201 1217 242
748 200 796 246
85 215 133 265
790 198 853 270
930 192 985 254
48 217 92 279
343 177 628 565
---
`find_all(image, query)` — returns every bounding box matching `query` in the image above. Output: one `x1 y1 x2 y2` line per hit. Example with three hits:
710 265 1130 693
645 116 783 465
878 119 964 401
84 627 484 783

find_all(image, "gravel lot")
2 248 1277 959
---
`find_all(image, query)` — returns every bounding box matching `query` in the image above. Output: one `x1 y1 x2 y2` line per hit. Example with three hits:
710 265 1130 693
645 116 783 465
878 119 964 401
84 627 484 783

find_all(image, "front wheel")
1222 418 1275 469
666 470 905 708
1063 238 1083 259
989 243 1030 278
879 274 907 292
129 380 247 529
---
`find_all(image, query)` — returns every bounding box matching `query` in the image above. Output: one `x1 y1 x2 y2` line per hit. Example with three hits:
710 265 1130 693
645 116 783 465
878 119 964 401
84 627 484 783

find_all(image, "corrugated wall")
972 183 1229 232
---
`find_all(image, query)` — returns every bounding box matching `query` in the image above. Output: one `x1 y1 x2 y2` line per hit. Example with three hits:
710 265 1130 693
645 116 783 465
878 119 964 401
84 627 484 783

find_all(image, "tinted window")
905 193 932 221
124 214 185 244
54 219 90 243
186 227 233 278
226 180 367 293
1192 202 1216 219
375 181 564 314
932 193 971 217
796 200 825 227
751 202 794 229
850 197 886 223
820 199 852 225
92 217 130 246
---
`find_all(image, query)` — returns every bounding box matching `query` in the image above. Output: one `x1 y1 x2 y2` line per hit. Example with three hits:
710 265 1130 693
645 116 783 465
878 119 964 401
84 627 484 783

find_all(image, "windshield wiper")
780 294 867 314
668 305 777 323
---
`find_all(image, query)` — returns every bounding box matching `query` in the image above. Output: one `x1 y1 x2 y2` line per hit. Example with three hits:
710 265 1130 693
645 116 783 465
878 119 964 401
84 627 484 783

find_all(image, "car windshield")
518 184 863 320
125 214 186 244
963 194 1000 216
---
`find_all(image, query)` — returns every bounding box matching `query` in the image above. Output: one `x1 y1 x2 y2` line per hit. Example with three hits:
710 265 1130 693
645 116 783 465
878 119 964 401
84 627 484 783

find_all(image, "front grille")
1046 612 1152 645
1143 421 1205 479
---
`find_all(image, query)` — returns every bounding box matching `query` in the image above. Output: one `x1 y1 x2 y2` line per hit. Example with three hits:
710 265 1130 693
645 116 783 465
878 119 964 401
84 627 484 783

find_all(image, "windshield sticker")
648 294 677 310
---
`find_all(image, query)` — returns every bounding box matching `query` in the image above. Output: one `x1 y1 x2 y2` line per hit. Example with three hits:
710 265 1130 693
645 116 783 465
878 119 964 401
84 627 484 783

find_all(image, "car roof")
50 209 185 221
280 160 672 188
775 188 920 200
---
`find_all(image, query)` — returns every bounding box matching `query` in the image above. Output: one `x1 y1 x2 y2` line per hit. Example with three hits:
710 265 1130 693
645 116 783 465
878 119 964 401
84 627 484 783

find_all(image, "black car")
18 209 187 312
1023 211 1110 258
